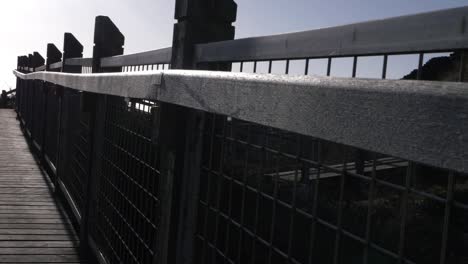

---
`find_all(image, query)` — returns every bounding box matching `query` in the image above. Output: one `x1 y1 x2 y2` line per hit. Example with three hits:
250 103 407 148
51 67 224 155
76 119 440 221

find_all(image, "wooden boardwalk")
0 109 84 263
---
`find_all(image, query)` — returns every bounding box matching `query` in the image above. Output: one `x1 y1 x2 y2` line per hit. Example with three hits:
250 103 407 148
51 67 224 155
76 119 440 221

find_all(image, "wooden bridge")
3 2 468 264
0 109 84 263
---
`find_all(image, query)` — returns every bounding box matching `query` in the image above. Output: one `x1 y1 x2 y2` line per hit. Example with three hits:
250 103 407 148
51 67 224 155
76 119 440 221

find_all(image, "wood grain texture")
0 109 85 263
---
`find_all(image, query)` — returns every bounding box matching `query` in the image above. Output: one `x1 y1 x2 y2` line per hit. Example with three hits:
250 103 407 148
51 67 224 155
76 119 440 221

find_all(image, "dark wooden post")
46 44 62 71
27 54 33 73
79 16 124 259
62 33 84 73
171 0 237 70
14 56 21 112
18 55 29 118
41 44 62 171
30 52 45 146
157 1 237 264
31 52 45 71
56 33 83 215
21 55 28 113
21 55 28 119
91 16 124 73
24 54 34 135
21 56 28 72
17 56 27 122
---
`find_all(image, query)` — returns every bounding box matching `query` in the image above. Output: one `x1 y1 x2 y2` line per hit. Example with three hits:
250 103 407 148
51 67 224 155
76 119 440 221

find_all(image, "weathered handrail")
35 65 46 72
13 69 468 174
49 61 63 70
64 57 93 67
195 6 468 62
100 47 172 67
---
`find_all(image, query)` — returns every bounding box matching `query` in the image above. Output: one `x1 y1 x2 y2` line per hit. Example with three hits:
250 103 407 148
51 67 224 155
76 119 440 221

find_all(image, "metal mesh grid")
122 64 170 72
82 66 93 73
92 96 161 264
31 80 45 149
194 114 468 264
43 84 60 167
229 51 466 82
15 78 21 112
23 81 32 131
60 90 90 215
18 79 29 125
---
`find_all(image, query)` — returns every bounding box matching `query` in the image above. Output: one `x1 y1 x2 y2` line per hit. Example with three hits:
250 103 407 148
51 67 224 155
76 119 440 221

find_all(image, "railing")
13 4 468 264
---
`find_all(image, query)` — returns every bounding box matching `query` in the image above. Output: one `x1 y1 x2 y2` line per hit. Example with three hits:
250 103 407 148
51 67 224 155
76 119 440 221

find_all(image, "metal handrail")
195 6 468 62
64 57 93 67
100 47 172 68
13 69 468 174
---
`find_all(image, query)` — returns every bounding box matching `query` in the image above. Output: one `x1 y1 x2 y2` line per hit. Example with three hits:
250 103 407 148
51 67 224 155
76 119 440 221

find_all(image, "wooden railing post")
62 33 84 73
20 55 28 118
91 16 124 73
46 44 62 71
17 54 31 119
27 54 32 73
79 16 124 260
171 0 237 69
15 56 21 114
17 56 27 123
30 52 44 148
41 44 62 176
56 33 83 216
24 54 33 136
157 1 237 264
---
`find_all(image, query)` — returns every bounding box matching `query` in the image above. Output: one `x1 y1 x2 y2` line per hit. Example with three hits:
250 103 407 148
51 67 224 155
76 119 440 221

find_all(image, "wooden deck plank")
0 205 58 210
0 255 81 263
0 241 78 248
0 202 56 206
0 209 62 214
0 224 72 230
0 247 79 255
0 110 84 263
0 219 69 224
0 214 68 219
0 235 77 241
0 229 74 235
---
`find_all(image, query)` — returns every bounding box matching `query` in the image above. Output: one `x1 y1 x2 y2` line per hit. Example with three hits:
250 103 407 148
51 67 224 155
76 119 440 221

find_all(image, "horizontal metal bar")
49 61 63 70
32 139 41 153
13 69 468 174
101 47 172 68
44 154 57 177
57 178 81 223
88 235 110 264
195 6 468 62
35 65 46 72
64 57 93 67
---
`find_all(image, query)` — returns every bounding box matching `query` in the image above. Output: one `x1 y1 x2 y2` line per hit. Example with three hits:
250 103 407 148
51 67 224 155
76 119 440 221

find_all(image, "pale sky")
1 0 467 90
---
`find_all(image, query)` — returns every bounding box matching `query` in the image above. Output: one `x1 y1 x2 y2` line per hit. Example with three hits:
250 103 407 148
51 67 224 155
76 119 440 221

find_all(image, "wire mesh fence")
91 96 161 264
14 67 468 264
12 6 468 264
193 114 468 264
